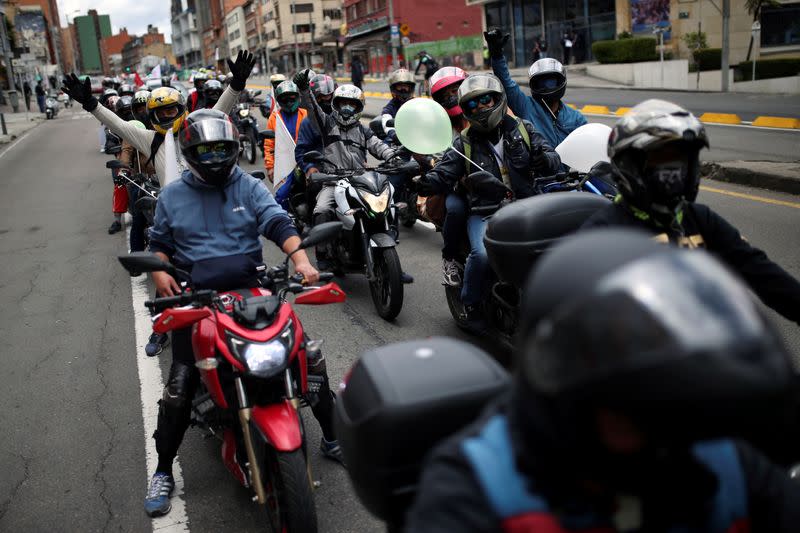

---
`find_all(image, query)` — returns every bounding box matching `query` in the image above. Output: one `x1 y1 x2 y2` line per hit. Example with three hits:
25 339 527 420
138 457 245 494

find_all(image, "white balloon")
555 123 612 174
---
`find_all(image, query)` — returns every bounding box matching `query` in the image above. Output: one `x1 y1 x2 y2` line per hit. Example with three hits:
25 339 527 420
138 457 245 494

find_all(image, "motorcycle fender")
251 401 303 452
369 233 396 248
153 307 212 334
295 282 347 305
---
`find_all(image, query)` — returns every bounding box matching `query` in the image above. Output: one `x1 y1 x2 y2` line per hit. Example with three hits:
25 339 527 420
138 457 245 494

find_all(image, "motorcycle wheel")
444 285 469 331
262 448 318 533
369 247 404 321
247 132 257 164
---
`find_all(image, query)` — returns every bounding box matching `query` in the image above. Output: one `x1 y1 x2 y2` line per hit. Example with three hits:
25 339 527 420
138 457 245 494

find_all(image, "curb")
701 162 800 196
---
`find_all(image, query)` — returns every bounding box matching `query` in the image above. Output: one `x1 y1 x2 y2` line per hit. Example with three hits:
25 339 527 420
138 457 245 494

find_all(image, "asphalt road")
1 107 799 531
358 79 800 122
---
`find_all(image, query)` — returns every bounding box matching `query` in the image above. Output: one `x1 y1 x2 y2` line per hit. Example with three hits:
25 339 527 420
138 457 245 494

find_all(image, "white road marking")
127 226 191 532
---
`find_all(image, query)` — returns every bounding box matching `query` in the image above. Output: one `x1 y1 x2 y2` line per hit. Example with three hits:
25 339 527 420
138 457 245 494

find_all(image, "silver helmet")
388 68 416 89
457 74 507 133
609 99 709 223
332 84 365 127
528 58 567 101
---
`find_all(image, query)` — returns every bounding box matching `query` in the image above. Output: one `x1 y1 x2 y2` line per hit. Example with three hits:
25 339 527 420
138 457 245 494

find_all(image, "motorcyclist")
118 83 135 97
484 29 586 150
294 71 398 272
115 95 134 121
582 99 800 326
382 68 416 118
141 108 343 516
268 73 287 114
101 77 115 90
264 80 307 183
131 89 151 127
201 79 224 109
415 74 560 332
188 71 208 112
414 51 439 95
105 95 126 234
98 88 119 153
61 50 257 187
428 66 469 286
406 229 800 532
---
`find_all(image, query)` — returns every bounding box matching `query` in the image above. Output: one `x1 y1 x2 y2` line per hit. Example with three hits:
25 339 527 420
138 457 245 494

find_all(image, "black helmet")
180 109 240 188
310 74 336 113
193 71 208 90
118 83 135 97
515 229 794 455
608 99 709 226
132 90 151 126
528 58 566 103
457 74 507 133
115 95 134 121
101 76 115 89
202 79 224 107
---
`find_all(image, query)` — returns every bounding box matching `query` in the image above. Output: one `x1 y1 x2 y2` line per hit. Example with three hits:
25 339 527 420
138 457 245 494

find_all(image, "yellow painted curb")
751 116 800 129
700 112 742 125
581 104 611 114
566 103 576 109
615 107 631 116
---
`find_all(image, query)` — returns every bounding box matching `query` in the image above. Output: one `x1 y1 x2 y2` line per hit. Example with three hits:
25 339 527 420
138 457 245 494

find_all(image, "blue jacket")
149 167 297 267
491 56 587 149
381 98 402 118
295 118 323 174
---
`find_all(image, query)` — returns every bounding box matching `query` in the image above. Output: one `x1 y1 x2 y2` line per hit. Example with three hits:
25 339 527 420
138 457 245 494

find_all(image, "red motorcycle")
119 222 345 532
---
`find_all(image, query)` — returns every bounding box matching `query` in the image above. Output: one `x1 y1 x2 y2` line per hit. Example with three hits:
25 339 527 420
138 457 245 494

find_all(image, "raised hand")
293 69 312 91
484 29 510 59
227 50 257 91
61 73 97 110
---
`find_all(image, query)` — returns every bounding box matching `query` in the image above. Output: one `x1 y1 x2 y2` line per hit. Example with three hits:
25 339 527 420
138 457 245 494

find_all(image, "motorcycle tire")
262 448 318 533
444 284 469 331
369 247 404 321
247 133 257 164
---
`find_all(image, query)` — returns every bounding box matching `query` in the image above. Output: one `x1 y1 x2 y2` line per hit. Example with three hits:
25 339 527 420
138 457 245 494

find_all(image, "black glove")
414 175 437 196
484 29 510 60
227 50 257 92
293 69 312 91
61 73 97 111
530 144 547 167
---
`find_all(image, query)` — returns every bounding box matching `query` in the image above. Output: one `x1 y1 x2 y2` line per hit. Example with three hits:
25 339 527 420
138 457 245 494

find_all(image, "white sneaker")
442 258 464 287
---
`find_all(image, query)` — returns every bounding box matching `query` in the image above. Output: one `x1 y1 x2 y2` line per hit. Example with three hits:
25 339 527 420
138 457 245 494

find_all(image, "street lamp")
751 21 761 82
652 25 669 88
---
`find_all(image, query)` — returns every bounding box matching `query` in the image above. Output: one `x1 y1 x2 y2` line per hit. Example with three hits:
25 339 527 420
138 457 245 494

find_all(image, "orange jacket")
264 108 307 172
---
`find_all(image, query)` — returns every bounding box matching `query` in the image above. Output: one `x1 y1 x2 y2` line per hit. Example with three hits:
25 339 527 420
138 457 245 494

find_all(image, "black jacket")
424 115 560 210
583 202 800 325
405 398 800 533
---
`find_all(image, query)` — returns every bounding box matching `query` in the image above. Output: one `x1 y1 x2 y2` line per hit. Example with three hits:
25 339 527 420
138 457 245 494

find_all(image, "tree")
745 0 779 61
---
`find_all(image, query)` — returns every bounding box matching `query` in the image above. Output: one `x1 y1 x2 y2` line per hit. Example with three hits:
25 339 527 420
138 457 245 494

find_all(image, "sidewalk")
0 103 46 144
701 161 800 196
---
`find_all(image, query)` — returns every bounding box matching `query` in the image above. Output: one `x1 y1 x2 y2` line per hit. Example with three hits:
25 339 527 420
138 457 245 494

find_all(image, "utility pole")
720 0 730 92
255 0 270 76
388 0 398 70
292 0 300 70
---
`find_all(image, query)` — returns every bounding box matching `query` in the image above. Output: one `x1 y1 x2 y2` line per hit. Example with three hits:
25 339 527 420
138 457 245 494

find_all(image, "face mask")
646 162 688 207
282 100 300 113
339 104 357 118
441 94 459 109
319 100 333 114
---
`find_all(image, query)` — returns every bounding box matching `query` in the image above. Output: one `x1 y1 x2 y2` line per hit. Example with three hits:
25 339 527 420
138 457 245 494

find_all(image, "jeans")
98 126 107 151
128 187 147 252
36 95 45 113
461 215 489 306
442 193 467 260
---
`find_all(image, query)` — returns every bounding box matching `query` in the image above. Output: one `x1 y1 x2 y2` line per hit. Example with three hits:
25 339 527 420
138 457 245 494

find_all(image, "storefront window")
512 0 542 66
485 1 512 60
761 3 800 48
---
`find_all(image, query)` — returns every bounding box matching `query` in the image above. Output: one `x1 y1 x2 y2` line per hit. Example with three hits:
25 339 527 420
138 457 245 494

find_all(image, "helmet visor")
183 117 239 148
194 141 238 163
462 93 495 113
531 74 563 93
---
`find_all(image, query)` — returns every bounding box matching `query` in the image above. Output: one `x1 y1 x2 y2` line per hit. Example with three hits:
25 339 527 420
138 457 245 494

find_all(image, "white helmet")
332 84 365 127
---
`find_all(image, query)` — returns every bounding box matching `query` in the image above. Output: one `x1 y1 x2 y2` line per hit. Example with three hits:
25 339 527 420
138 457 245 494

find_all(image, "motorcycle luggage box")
335 337 509 525
484 192 609 287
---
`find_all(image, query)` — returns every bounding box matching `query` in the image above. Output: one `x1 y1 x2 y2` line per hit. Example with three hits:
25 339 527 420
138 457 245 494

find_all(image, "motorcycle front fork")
359 217 392 282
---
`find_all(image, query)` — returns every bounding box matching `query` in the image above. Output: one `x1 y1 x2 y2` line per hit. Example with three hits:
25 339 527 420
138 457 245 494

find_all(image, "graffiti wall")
15 11 49 60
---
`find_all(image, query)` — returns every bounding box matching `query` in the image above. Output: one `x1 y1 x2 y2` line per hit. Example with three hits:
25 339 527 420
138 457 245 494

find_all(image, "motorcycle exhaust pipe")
235 377 268 505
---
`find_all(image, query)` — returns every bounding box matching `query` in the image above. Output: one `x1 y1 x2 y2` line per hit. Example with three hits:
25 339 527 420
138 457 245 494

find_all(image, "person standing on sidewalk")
35 81 46 113
22 81 32 111
351 56 364 90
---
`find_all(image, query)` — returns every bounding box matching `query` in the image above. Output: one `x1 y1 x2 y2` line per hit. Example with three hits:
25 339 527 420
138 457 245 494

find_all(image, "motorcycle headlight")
360 189 390 214
226 320 294 378
238 109 250 118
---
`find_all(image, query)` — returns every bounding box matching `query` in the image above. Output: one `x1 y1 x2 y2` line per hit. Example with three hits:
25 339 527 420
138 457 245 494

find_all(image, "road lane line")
128 227 191 532
699 185 800 209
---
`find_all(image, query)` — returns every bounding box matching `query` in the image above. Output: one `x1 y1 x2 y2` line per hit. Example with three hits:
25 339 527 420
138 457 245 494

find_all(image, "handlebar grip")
318 272 334 282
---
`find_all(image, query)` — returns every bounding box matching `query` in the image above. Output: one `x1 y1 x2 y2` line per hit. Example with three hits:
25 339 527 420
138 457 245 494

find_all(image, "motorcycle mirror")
299 222 343 251
118 252 176 276
252 90 262 97
106 160 125 169
303 150 325 164
251 170 266 181
258 129 275 141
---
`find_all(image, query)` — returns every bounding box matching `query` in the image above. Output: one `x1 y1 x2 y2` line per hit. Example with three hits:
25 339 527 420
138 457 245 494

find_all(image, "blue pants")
128 187 147 252
442 193 467 260
461 215 489 306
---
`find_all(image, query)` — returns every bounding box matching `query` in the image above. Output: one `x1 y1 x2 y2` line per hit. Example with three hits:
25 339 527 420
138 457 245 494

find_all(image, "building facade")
74 10 112 74
121 25 172 74
343 0 482 75
100 29 131 75
226 5 247 57
264 0 344 73
172 0 203 69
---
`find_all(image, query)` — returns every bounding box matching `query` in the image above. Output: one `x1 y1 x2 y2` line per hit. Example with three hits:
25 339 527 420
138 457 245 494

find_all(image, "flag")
147 64 162 80
170 72 178 83
134 72 144 86
273 114 297 194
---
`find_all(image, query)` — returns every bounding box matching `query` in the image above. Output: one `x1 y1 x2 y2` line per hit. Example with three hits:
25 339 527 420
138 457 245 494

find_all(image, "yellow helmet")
147 87 187 135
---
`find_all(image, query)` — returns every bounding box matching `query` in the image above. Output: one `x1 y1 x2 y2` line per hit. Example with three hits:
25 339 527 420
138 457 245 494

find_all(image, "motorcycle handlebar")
145 289 216 313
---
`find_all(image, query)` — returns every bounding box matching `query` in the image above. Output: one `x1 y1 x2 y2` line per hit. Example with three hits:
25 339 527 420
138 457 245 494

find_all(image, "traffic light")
125 67 131 73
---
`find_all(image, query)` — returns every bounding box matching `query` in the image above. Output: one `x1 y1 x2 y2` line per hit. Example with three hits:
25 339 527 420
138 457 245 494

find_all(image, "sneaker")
463 304 488 335
108 220 122 234
144 472 174 517
145 332 170 357
441 258 463 287
320 437 346 466
401 272 414 284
